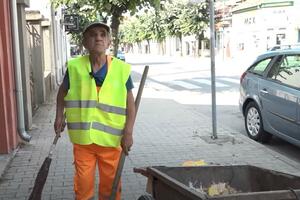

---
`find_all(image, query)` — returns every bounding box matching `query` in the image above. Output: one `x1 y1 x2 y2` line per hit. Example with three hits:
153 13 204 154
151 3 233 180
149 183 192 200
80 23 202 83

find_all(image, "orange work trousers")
73 143 122 200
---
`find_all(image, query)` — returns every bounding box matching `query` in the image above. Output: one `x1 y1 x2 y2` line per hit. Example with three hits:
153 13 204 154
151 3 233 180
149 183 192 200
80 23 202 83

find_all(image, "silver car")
239 48 300 146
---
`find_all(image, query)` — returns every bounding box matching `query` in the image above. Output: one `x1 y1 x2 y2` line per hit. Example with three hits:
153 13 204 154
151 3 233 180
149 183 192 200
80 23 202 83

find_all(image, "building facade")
0 0 67 154
229 0 300 60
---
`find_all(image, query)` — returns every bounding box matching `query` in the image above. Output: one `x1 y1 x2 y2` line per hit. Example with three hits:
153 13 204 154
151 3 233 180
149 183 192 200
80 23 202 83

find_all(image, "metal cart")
135 165 300 200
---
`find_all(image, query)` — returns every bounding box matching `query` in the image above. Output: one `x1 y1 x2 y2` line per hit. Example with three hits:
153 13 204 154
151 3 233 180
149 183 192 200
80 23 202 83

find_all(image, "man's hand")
121 130 133 156
54 114 66 136
121 90 135 155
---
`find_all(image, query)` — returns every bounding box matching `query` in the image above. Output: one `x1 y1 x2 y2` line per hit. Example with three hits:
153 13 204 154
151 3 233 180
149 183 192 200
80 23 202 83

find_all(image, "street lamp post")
190 0 217 139
209 0 217 139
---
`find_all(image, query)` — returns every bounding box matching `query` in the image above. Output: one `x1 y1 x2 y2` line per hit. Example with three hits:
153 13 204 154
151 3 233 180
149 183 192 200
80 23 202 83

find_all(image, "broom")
109 65 149 200
28 133 60 200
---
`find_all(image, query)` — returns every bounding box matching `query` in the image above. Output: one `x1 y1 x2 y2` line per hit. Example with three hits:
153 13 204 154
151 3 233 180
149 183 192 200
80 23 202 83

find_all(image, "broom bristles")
28 157 52 200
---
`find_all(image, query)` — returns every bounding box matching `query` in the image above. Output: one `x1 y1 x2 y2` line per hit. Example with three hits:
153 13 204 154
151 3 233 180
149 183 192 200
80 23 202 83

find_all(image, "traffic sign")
64 15 79 31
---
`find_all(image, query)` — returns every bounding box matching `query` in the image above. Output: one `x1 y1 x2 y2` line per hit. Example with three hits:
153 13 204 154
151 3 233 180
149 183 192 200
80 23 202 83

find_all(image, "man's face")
83 26 111 54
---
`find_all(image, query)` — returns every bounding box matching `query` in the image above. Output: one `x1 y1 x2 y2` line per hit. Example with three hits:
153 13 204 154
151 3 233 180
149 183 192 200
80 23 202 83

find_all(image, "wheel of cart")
137 194 155 200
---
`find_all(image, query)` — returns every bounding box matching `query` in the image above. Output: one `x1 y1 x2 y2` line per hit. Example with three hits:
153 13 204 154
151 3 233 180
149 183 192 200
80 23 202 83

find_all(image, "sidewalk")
1 90 300 200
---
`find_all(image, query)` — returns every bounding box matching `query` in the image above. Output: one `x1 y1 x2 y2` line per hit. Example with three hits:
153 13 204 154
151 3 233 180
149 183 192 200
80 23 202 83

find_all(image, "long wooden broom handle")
109 65 149 200
134 66 149 113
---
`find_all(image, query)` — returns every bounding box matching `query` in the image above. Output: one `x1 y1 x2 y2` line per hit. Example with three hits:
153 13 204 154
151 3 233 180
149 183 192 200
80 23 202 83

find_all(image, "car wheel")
245 102 272 143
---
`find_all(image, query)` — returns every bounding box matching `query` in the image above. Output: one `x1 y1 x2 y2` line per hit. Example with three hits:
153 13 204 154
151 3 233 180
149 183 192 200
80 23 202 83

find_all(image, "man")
54 21 135 200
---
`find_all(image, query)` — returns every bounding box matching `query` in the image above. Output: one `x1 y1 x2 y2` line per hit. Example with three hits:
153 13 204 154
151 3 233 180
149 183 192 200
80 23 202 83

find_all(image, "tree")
51 0 160 56
142 0 209 55
178 1 209 56
83 0 209 56
119 9 166 54
178 1 209 39
58 3 99 49
119 17 143 53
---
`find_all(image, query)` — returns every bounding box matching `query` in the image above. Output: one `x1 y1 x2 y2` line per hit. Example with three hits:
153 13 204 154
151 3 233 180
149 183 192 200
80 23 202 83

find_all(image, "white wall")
231 2 300 60
27 0 51 18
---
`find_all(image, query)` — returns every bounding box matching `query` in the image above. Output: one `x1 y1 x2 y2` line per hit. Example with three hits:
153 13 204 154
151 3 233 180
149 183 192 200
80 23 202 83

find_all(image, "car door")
298 94 300 136
260 54 300 142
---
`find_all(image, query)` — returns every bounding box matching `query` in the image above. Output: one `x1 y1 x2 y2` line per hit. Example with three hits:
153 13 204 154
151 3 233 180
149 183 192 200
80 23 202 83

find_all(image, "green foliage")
119 10 164 44
161 1 209 38
51 0 209 51
160 2 183 37
120 17 141 43
179 1 209 38
152 10 166 41
51 0 161 53
119 0 209 46
59 3 99 45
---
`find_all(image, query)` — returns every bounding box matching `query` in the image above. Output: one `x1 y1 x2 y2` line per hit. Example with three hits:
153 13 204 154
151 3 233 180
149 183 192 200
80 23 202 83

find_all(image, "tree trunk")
138 42 142 53
111 9 122 56
179 34 183 56
147 40 150 54
161 39 166 55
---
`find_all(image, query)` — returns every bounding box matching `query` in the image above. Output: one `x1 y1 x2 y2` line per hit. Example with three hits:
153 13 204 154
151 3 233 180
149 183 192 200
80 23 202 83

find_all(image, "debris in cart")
189 182 239 196
207 182 239 196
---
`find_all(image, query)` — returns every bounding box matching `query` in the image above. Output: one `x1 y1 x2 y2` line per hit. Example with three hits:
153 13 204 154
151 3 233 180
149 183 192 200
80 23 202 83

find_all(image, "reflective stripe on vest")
64 55 130 147
67 122 90 130
65 100 126 115
65 100 97 108
67 122 123 136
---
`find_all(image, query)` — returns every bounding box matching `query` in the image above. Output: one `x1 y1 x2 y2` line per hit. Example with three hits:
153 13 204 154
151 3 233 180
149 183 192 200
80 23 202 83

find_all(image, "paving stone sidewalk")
1 92 300 200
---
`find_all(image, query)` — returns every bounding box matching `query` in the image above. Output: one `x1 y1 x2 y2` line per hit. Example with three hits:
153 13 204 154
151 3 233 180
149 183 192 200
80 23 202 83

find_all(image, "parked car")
268 43 300 51
239 48 300 147
116 50 125 61
107 49 126 61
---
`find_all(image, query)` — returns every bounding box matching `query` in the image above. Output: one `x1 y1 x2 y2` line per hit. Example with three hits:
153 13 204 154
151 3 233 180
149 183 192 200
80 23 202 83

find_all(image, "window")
250 58 272 75
267 55 300 88
276 34 285 45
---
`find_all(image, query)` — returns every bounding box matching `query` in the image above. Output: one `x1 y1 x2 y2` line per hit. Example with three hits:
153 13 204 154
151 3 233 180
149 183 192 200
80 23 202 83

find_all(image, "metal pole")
209 0 217 139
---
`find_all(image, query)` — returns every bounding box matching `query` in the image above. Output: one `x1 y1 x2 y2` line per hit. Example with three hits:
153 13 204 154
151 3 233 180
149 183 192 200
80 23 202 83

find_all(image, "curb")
237 133 300 171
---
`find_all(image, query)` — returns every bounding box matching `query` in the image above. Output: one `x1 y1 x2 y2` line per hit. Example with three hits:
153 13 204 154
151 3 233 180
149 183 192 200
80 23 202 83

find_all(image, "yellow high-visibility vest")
64 55 130 147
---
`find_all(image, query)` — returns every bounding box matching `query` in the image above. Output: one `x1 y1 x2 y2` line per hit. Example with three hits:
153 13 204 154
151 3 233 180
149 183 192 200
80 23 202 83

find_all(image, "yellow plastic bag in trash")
208 183 226 196
182 160 207 166
207 182 239 196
